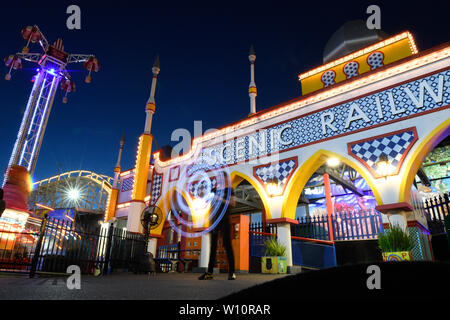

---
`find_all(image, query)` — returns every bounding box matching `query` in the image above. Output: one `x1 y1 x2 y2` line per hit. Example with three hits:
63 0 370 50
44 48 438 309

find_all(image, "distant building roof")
323 20 388 63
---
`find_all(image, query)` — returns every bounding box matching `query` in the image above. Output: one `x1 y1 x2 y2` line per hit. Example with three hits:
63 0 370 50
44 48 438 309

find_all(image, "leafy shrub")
264 238 286 257
377 224 414 252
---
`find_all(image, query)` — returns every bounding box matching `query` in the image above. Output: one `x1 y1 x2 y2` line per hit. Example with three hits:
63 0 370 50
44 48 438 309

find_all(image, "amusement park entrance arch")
144 42 449 269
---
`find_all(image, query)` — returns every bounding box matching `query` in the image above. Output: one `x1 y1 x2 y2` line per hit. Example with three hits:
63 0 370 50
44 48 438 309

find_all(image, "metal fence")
292 209 384 241
424 193 449 235
249 222 277 257
0 228 37 272
0 215 147 277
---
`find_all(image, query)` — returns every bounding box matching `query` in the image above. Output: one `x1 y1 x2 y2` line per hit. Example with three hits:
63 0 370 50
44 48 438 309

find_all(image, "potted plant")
378 224 414 261
261 238 287 274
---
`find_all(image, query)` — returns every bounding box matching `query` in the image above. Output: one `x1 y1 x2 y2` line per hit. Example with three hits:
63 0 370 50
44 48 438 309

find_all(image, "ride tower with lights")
2 25 99 213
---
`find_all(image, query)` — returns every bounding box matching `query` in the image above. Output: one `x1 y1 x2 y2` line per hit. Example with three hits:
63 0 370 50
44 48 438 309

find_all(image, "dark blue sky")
0 0 448 182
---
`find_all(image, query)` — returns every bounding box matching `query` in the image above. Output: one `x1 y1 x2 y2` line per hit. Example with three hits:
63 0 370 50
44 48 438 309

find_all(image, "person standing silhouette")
199 172 236 280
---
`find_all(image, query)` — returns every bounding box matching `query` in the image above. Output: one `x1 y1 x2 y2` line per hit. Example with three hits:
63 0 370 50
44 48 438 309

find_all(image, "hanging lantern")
4 55 22 80
21 26 41 54
60 79 76 103
83 56 100 83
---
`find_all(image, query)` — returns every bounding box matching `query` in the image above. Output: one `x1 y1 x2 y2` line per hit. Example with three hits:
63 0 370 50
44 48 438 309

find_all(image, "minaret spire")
127 55 160 232
248 45 257 115
144 55 160 134
113 132 125 188
105 132 125 222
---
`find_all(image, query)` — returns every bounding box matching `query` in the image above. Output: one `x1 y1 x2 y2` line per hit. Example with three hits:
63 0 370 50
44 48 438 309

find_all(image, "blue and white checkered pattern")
187 70 449 168
269 71 449 152
349 130 416 173
188 177 217 197
150 173 163 205
254 158 297 187
121 176 134 192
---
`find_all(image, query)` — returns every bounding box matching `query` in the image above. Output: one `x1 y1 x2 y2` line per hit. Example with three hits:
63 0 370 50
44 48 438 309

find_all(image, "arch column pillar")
266 217 299 273
376 202 433 261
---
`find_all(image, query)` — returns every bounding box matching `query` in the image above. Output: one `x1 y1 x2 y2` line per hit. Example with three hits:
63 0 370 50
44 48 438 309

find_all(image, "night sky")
0 0 448 182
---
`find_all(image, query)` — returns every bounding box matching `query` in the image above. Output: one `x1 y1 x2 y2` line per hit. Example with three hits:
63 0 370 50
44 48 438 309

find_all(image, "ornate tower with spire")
104 133 125 222
127 56 160 232
248 45 257 115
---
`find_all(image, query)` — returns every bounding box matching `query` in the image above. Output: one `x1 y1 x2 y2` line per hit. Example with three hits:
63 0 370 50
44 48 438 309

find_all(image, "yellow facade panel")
300 35 415 95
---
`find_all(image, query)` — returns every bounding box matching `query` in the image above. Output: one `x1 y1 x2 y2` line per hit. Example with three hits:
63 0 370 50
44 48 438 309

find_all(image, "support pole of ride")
323 173 335 242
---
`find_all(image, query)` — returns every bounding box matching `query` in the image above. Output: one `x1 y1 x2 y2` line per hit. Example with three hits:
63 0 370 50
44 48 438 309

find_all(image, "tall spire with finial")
144 55 160 133
127 55 160 232
113 132 125 187
105 133 126 222
248 45 257 115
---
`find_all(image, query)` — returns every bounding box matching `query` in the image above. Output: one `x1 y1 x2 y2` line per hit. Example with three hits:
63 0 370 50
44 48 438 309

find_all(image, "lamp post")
142 206 160 252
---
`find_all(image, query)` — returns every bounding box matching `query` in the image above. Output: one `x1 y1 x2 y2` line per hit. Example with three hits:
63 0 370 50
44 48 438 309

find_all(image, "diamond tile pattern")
349 129 416 173
150 172 163 205
254 158 297 188
121 177 134 192
186 70 449 169
188 177 217 197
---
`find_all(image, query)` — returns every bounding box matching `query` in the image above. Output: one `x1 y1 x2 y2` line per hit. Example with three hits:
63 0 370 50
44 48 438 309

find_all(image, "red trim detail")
248 230 278 238
407 220 430 234
252 156 298 197
376 202 413 213
4 206 33 214
249 231 277 237
120 168 134 176
266 217 299 225
168 165 180 182
347 127 419 178
129 200 146 204
291 236 334 245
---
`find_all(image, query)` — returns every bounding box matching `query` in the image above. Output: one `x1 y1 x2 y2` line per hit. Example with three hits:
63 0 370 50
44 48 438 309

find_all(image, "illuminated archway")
399 119 450 203
152 187 192 236
230 170 272 220
282 149 383 220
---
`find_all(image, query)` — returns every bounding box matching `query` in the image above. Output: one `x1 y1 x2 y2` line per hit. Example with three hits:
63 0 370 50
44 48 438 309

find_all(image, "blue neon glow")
28 75 57 171
46 68 56 76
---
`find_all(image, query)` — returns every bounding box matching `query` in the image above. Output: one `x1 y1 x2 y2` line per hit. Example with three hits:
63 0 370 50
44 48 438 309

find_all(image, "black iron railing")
424 193 449 235
0 216 147 277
